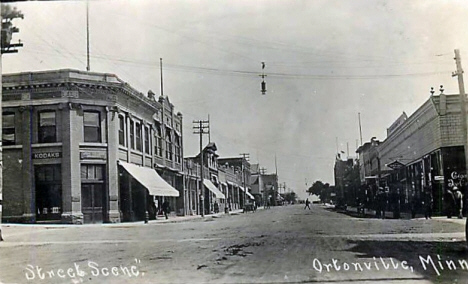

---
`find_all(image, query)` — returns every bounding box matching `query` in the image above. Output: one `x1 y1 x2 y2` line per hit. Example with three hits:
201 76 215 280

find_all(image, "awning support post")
144 190 148 224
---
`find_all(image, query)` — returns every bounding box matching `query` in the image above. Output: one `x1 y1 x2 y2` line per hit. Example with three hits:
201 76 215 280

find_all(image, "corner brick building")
361 93 467 214
2 69 183 224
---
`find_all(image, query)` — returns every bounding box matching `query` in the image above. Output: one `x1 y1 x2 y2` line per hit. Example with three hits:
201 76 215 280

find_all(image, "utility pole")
193 119 209 217
208 114 211 143
274 154 278 206
239 153 249 210
86 0 90 71
358 113 363 146
259 167 267 175
1 4 23 241
453 50 468 241
453 49 468 179
160 58 164 97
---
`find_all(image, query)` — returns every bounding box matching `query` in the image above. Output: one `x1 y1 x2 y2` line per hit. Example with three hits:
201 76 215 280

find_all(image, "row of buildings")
335 88 467 215
2 69 279 224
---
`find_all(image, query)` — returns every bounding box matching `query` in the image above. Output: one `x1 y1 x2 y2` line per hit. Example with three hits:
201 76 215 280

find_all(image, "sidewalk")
1 209 245 230
340 206 466 225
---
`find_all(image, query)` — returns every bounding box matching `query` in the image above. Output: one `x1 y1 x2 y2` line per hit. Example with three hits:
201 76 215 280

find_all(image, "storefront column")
107 109 120 223
127 174 134 221
21 106 34 222
61 106 83 224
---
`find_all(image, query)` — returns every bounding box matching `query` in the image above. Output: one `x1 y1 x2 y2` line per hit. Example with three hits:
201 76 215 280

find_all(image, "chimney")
148 90 156 101
439 85 447 116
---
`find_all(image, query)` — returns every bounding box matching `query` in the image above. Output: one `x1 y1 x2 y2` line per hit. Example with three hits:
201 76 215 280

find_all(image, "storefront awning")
119 161 179 197
240 186 255 200
203 179 226 199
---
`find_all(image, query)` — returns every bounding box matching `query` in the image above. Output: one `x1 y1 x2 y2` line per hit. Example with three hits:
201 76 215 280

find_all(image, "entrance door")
82 184 104 224
35 165 62 222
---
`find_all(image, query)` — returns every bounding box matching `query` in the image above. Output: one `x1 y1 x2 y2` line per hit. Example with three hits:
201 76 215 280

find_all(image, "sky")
3 0 468 199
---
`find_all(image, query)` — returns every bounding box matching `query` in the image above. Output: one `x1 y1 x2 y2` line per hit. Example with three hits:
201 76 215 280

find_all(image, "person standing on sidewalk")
424 187 433 219
454 186 464 219
162 200 170 220
304 198 311 210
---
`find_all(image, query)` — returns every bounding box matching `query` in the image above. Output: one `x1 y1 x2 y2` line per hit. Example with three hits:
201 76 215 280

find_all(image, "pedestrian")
214 201 219 213
304 198 311 210
410 194 418 219
381 187 388 219
375 188 383 218
454 187 464 219
424 188 433 219
162 200 170 220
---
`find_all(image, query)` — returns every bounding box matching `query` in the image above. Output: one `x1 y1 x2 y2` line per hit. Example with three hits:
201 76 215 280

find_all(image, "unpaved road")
0 204 466 283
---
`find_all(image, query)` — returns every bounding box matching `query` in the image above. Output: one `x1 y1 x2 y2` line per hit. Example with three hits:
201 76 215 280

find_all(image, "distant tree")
284 191 297 203
307 180 325 196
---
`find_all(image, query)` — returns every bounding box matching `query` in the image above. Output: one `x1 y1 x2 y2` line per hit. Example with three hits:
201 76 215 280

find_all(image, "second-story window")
135 122 142 152
83 111 101 143
154 124 162 157
144 126 150 154
165 129 172 160
118 115 125 146
174 134 181 164
2 112 15 146
130 120 135 149
39 111 56 143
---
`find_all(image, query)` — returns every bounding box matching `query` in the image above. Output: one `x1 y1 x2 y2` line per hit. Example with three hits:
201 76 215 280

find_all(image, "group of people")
153 199 171 220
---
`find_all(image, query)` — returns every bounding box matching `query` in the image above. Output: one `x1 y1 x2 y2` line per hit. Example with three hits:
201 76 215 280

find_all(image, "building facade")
2 69 183 224
217 157 252 208
357 92 467 215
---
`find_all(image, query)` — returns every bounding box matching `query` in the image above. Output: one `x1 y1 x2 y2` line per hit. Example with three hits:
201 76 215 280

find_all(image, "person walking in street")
304 198 311 210
162 200 170 220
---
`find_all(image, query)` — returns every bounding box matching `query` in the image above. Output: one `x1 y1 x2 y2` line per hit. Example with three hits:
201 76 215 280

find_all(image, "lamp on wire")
260 62 267 95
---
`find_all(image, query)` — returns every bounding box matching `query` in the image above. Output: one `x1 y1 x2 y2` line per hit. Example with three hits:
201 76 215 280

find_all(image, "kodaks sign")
33 152 61 159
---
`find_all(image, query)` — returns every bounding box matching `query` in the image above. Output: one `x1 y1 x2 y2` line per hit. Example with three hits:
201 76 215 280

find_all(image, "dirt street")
0 204 466 283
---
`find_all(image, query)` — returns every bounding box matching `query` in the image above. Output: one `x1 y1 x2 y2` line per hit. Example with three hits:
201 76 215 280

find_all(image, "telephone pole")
86 0 90 71
453 49 468 178
240 153 249 210
1 4 24 241
193 119 209 217
453 50 468 243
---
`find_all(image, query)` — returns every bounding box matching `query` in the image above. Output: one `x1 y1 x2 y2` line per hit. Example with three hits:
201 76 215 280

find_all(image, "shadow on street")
345 239 468 282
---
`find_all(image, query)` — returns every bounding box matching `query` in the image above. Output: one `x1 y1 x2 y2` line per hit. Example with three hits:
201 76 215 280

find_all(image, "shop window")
135 122 142 152
38 111 56 143
165 129 172 160
130 120 135 150
154 124 162 157
2 112 15 145
118 115 125 146
144 126 150 154
84 111 101 143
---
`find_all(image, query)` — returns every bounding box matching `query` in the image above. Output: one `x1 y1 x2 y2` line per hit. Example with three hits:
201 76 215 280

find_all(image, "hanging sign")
387 160 404 170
